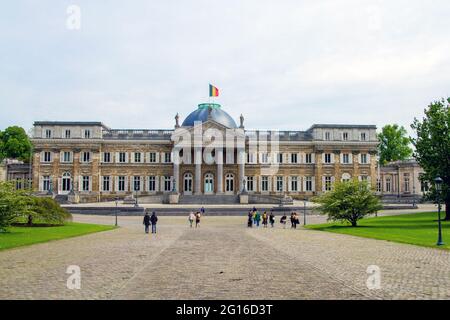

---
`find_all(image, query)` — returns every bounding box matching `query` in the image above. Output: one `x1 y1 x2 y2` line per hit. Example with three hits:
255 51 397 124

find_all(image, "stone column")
173 162 179 192
217 148 223 194
238 149 245 193
315 151 323 193
194 147 202 194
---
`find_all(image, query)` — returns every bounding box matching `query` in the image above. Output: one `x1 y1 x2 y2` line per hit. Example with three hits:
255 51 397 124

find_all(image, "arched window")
204 173 214 194
225 173 234 193
184 173 193 194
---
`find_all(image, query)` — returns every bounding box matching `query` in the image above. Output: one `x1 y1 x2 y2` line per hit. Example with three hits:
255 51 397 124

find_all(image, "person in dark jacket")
247 211 253 228
280 215 287 228
269 211 275 228
143 212 151 234
150 211 158 234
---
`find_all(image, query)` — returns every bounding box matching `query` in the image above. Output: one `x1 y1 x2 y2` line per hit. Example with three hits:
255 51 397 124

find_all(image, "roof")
307 124 377 130
181 103 238 128
34 121 109 128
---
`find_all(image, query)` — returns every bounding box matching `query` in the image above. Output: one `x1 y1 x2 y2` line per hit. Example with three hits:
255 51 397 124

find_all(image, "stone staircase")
179 194 240 204
54 194 69 204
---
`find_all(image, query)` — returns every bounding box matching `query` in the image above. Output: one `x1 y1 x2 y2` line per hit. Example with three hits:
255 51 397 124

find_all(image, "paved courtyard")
1 213 449 300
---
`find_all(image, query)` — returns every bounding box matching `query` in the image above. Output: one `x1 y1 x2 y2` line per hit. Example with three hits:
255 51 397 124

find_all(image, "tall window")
360 153 368 164
64 129 71 139
325 131 331 140
291 153 298 164
83 129 91 139
360 132 367 141
324 176 332 191
164 152 171 163
148 176 156 192
276 176 283 192
324 153 332 164
343 132 349 141
404 175 410 192
102 176 110 192
261 176 269 192
246 176 254 192
291 176 298 192
62 151 72 163
103 152 111 163
133 176 141 191
82 176 90 191
225 174 234 192
305 177 313 191
386 177 391 192
277 153 283 164
377 178 382 192
43 176 51 191
342 153 350 164
118 176 126 192
45 129 52 138
184 173 193 193
81 151 91 163
148 152 156 163
119 152 127 163
43 151 52 162
164 176 171 191
305 153 312 164
134 153 141 163
261 153 269 164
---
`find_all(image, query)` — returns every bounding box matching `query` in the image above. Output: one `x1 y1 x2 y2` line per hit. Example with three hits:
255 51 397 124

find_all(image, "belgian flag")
209 84 219 97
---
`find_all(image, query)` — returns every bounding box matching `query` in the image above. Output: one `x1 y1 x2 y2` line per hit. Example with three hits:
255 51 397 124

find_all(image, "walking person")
195 211 201 228
200 206 205 216
280 214 287 228
150 211 158 234
290 212 296 229
188 211 195 228
143 211 150 234
247 210 253 228
253 210 257 225
254 211 261 227
269 211 275 228
262 211 268 228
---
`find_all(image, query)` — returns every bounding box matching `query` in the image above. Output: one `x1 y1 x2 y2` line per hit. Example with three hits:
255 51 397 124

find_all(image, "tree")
0 126 32 162
377 124 413 165
411 98 450 220
0 181 32 232
30 197 72 225
312 180 382 227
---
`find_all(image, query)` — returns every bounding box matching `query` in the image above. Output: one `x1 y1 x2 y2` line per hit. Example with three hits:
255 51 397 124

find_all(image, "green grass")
0 222 116 251
305 212 450 250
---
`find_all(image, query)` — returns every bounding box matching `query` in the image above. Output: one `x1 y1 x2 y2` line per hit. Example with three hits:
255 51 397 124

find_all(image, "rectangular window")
133 176 141 191
118 176 126 192
377 178 382 192
342 153 350 164
119 152 127 163
103 152 111 163
134 153 141 163
64 129 71 139
62 151 72 163
148 152 156 163
386 178 391 192
343 132 349 141
164 176 171 191
148 176 156 191
324 153 332 164
84 129 91 139
305 177 313 191
102 176 110 192
261 153 269 164
360 153 368 164
360 132 367 141
291 153 298 164
164 152 171 163
277 153 283 164
82 176 90 191
261 176 269 192
43 151 52 162
305 153 312 164
291 176 298 191
43 176 51 191
276 176 283 192
45 129 52 138
246 176 254 191
325 176 332 191
404 176 410 192
82 151 91 163
325 131 331 140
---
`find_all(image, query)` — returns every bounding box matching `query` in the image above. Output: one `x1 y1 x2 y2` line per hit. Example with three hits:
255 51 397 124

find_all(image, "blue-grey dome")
181 103 237 128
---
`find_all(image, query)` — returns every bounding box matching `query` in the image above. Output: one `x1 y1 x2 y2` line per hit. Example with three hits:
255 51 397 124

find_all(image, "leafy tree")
377 124 413 165
29 197 72 225
312 180 382 227
0 126 32 162
411 98 450 220
0 182 32 232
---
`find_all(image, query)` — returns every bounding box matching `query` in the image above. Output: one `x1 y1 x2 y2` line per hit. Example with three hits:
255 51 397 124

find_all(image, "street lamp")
303 199 307 226
114 196 119 227
434 177 444 246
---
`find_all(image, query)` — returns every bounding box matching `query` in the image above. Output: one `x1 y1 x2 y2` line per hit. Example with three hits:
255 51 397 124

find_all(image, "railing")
102 129 174 140
244 130 313 141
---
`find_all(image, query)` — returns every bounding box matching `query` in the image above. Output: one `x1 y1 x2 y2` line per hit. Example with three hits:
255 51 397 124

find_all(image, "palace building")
31 103 379 204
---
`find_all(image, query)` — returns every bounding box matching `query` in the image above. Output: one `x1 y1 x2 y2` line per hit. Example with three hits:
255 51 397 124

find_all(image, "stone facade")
0 159 32 189
30 104 379 203
377 159 426 197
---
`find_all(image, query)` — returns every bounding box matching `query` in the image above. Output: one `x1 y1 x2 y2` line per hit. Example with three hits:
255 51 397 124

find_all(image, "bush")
0 181 31 232
312 180 382 227
29 197 72 225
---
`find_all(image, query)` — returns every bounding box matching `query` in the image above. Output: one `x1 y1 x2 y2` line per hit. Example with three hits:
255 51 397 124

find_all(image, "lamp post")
114 196 119 227
303 199 307 226
435 177 444 246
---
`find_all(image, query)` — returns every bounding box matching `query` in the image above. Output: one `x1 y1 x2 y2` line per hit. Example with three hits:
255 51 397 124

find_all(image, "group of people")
248 208 301 229
188 211 202 228
143 211 158 234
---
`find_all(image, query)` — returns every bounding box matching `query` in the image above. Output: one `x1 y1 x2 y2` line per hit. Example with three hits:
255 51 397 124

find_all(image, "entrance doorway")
204 173 214 194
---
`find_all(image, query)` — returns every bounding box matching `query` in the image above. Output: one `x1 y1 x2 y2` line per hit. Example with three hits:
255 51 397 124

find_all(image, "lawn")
305 212 450 250
0 222 116 251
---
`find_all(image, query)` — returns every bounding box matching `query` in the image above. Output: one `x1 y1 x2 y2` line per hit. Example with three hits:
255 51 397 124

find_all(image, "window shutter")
311 177 316 192
78 176 82 191
349 153 353 164
322 176 326 191
288 176 292 192
39 176 43 192
358 154 361 164
331 153 335 164
273 176 277 192
130 153 135 163
125 153 129 163
322 153 325 164
100 152 104 163
114 176 119 192
57 178 62 193
367 153 371 163
140 176 144 191
253 175 257 192
160 176 165 191
155 175 160 192
60 151 64 163
89 176 92 191
311 153 315 164
302 176 307 192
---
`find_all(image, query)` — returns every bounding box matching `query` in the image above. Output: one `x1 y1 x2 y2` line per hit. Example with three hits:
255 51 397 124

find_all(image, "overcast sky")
1 0 449 134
